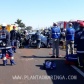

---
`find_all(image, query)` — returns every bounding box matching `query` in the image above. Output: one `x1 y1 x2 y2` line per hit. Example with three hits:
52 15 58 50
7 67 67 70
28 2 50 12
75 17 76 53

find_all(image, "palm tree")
15 19 25 28
26 26 32 30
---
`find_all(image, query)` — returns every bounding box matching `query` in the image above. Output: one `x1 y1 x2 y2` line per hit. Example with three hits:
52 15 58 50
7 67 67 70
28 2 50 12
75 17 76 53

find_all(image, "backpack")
43 60 56 70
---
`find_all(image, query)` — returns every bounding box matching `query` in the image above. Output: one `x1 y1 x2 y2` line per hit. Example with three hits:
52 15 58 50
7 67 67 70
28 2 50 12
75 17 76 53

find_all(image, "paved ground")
0 48 84 84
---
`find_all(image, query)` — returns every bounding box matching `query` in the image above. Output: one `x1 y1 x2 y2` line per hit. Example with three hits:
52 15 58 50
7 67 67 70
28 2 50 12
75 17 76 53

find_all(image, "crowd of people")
0 22 84 67
50 22 84 67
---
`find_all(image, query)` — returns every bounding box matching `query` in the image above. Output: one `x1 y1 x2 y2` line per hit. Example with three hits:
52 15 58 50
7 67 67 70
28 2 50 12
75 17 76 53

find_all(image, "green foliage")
25 26 32 30
15 19 25 28
15 19 33 30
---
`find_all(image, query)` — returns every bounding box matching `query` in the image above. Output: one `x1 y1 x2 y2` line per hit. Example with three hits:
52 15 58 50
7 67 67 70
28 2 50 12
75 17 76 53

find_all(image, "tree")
15 19 25 28
19 23 25 28
15 19 22 25
26 26 32 30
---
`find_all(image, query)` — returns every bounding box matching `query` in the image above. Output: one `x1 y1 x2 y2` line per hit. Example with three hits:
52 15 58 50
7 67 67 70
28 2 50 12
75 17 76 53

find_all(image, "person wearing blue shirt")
51 23 61 58
66 23 75 55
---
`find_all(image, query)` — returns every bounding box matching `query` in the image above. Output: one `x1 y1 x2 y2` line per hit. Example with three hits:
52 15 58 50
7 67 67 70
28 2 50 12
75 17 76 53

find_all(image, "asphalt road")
0 48 84 84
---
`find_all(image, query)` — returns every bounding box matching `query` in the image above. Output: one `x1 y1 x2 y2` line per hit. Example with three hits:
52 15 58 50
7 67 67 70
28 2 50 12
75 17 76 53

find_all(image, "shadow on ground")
0 64 12 66
36 59 84 84
21 55 51 58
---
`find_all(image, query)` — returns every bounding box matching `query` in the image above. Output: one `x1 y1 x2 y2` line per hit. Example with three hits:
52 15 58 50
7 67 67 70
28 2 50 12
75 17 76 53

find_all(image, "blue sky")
0 0 84 29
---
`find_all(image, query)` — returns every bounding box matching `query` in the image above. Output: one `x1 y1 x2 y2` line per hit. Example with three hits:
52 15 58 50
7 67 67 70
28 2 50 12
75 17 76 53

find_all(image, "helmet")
79 22 84 27
69 22 73 26
2 23 7 27
1 23 7 29
53 22 58 26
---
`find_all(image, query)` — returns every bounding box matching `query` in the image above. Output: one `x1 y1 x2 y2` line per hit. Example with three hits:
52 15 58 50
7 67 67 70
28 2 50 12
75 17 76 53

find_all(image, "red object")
13 26 16 28
6 53 10 59
12 46 16 48
64 21 67 29
65 60 76 65
58 21 67 29
79 22 84 27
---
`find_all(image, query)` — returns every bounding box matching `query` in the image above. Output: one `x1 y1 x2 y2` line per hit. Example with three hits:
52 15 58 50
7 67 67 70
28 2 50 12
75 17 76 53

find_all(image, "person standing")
75 22 84 67
65 23 75 56
10 26 20 53
51 23 61 58
35 30 41 49
0 23 15 66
